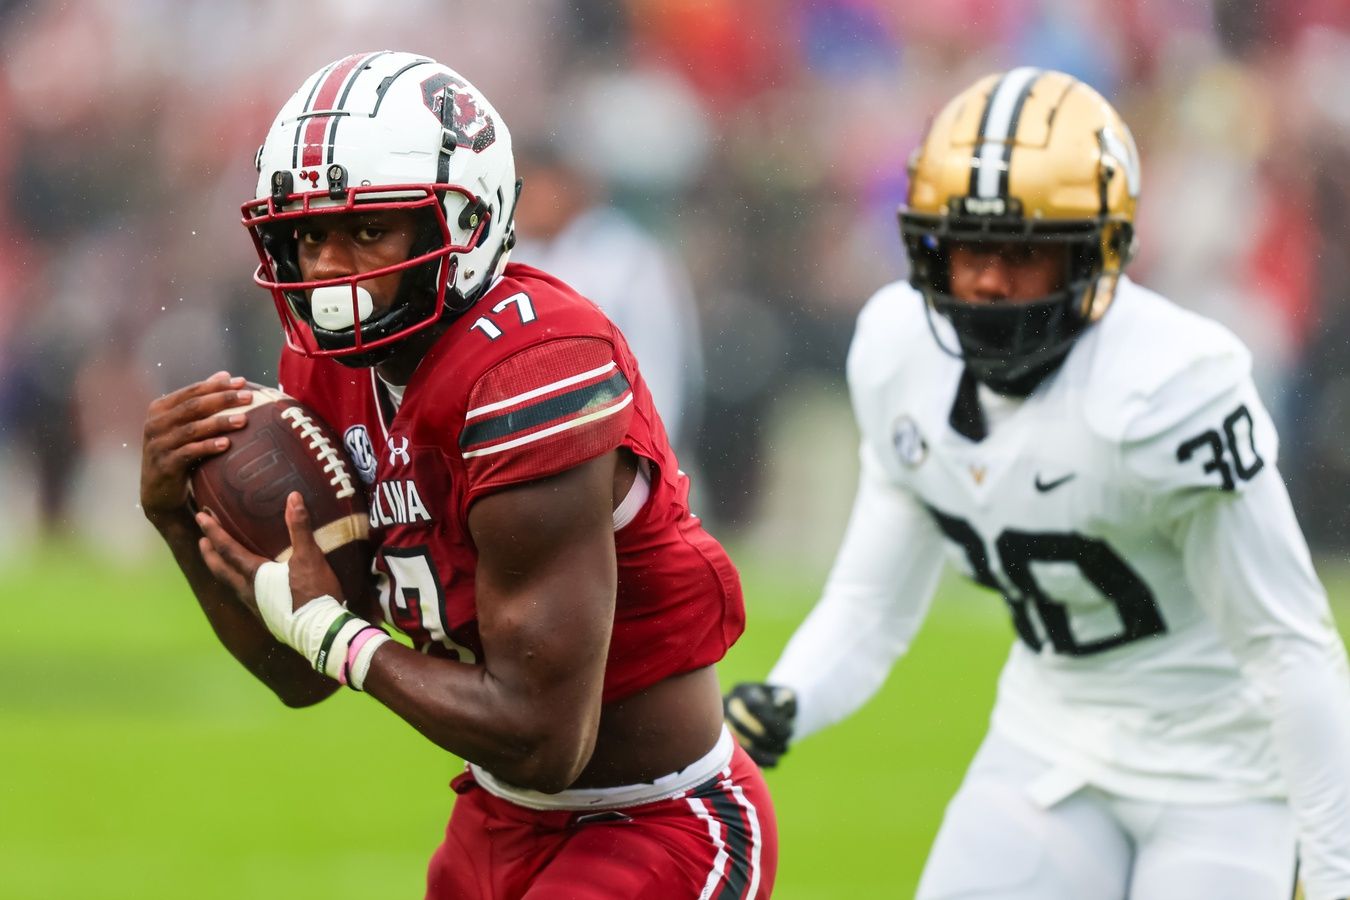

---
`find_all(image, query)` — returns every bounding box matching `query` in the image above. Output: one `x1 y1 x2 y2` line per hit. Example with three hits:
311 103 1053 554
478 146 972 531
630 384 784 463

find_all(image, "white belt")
470 725 735 811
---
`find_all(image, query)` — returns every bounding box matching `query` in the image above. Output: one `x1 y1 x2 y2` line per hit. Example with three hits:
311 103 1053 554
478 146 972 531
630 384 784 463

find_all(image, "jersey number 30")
928 507 1166 656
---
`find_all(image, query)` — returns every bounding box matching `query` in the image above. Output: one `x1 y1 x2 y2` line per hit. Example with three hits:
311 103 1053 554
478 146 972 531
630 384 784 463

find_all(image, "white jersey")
769 277 1350 897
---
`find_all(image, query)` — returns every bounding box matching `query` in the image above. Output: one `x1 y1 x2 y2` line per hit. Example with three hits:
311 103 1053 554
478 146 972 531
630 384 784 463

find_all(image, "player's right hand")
724 682 798 769
139 372 251 526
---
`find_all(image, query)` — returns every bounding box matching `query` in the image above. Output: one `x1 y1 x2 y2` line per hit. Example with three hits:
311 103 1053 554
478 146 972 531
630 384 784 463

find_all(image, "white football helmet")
242 51 518 364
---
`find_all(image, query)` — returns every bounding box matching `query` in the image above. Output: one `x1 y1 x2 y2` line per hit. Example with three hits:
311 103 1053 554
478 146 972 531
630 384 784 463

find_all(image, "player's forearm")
770 452 945 739
1246 639 1350 899
155 511 337 706
1179 478 1350 897
361 641 599 792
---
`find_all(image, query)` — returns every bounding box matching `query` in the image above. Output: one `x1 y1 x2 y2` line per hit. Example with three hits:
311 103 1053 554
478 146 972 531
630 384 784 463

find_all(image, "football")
190 383 372 605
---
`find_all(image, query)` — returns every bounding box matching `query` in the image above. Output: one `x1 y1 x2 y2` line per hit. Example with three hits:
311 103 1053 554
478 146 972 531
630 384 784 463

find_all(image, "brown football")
190 382 372 606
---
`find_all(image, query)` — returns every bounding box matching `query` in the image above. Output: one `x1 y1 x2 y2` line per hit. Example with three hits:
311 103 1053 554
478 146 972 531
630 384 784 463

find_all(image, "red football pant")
426 744 778 899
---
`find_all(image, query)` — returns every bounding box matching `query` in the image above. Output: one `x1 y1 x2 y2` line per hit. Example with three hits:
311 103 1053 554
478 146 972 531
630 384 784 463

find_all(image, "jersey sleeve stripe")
464 360 618 420
461 392 634 459
460 370 631 449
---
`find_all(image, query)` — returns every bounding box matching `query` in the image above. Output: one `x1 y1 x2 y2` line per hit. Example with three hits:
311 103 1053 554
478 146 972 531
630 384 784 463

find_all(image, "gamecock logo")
420 73 496 153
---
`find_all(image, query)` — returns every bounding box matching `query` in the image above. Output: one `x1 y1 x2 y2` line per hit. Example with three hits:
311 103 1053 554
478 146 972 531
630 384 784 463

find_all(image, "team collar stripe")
465 361 618 420
460 393 634 459
973 66 1041 199
300 53 372 168
459 371 631 450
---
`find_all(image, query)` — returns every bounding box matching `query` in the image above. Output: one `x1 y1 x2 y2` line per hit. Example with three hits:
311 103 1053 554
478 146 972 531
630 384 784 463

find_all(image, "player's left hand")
197 491 344 617
196 508 267 613
725 682 798 769
200 492 369 680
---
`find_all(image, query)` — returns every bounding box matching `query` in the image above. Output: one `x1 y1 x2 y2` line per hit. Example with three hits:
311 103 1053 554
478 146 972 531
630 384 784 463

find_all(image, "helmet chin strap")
310 285 375 331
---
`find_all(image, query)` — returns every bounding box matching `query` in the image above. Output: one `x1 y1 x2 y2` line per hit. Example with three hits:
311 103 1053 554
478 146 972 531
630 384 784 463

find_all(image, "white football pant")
916 731 1297 899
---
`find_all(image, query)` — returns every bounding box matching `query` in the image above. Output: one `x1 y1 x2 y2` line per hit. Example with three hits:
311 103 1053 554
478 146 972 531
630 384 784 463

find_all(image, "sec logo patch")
344 424 379 484
892 415 928 468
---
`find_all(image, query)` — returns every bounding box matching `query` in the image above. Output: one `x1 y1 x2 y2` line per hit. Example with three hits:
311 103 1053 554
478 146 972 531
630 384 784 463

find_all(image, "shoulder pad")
846 281 928 393
1079 280 1253 443
1081 282 1278 495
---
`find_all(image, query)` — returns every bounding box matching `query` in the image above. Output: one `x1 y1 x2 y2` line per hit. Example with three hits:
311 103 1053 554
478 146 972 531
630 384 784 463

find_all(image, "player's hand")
200 492 374 681
279 491 345 607
195 507 267 614
724 682 798 769
196 492 344 615
139 372 252 527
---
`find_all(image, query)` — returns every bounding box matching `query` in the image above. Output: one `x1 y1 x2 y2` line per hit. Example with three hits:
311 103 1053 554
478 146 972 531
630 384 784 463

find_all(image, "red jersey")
277 263 744 703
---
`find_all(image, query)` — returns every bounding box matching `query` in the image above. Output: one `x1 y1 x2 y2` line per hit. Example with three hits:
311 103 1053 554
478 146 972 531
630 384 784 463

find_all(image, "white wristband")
252 560 374 680
348 631 392 691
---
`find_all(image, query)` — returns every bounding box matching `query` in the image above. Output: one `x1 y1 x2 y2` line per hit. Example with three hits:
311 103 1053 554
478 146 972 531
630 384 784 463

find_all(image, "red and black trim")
688 772 761 900
291 51 386 169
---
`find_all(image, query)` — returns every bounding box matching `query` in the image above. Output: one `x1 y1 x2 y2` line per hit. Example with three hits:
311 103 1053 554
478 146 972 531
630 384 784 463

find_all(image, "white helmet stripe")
973 66 1041 199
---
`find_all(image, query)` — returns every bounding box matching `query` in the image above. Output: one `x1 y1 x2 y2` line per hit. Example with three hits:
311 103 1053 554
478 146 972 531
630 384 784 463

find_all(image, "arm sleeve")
1177 470 1350 900
767 442 947 741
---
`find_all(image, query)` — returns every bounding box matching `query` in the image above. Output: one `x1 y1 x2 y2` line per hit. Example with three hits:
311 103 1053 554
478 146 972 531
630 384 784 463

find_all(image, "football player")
140 51 775 899
725 68 1350 900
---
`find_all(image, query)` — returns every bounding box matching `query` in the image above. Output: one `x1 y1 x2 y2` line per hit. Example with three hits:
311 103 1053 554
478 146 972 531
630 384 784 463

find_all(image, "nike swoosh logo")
1034 472 1076 493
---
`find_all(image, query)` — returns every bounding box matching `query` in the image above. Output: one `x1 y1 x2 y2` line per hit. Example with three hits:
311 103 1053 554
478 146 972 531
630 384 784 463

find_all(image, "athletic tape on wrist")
252 561 375 679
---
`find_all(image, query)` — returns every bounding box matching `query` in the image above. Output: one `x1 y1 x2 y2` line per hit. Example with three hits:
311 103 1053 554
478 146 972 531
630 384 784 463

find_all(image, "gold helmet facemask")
899 68 1140 394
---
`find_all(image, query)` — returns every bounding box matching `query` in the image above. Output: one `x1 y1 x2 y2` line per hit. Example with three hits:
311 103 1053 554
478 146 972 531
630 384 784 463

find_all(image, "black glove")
724 682 798 769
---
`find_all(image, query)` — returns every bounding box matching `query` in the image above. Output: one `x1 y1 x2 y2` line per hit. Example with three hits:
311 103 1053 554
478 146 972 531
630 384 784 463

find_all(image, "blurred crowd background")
0 0 1347 568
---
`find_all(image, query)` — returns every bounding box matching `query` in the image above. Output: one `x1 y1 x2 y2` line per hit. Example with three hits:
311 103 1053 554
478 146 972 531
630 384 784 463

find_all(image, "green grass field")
3 541 1347 899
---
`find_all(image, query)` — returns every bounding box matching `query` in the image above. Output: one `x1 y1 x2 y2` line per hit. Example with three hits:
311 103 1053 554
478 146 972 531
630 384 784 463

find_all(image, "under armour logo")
388 436 411 466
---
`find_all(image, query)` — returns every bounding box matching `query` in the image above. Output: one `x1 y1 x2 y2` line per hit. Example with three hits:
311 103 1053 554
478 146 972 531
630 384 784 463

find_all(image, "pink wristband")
341 627 384 687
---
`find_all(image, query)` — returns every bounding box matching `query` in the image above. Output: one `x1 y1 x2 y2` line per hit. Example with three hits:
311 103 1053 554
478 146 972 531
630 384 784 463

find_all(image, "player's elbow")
493 725 597 793
275 689 327 708
268 676 339 708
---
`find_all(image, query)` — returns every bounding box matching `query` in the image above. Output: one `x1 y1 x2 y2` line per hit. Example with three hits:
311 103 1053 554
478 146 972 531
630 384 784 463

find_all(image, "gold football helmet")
900 68 1140 392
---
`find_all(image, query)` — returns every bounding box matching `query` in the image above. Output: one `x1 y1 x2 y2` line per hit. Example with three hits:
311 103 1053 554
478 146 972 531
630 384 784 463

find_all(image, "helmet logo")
420 73 496 153
297 169 321 188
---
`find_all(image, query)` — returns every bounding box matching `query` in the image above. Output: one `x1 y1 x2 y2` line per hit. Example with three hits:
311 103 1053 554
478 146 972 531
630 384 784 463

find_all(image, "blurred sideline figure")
513 136 704 454
140 51 775 898
726 69 1350 899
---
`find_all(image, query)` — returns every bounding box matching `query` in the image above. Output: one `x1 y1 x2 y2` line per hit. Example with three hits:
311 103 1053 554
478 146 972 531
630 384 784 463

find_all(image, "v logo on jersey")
969 464 987 485
1034 472 1076 493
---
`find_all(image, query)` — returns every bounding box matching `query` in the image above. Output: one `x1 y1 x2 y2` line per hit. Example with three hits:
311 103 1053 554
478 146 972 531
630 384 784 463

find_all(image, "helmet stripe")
326 50 394 165
296 53 376 168
371 58 434 116
291 59 338 169
971 67 1041 199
